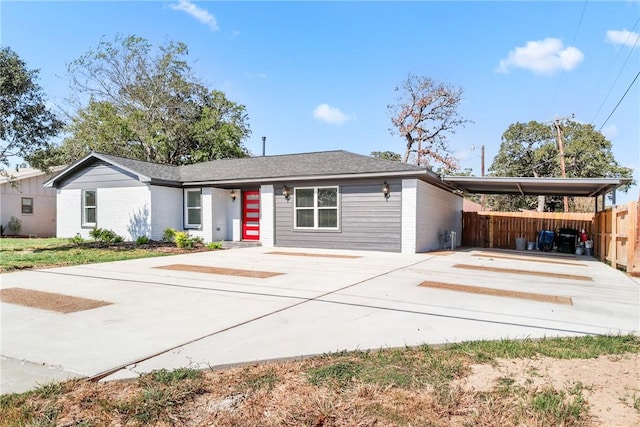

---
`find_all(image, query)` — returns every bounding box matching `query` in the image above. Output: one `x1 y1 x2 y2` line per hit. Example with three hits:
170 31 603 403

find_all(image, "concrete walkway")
1 247 638 394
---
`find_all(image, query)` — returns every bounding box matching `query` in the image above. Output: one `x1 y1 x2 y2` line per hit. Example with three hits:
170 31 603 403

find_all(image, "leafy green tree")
370 150 401 161
487 120 633 211
0 47 63 172
388 73 471 172
52 35 250 166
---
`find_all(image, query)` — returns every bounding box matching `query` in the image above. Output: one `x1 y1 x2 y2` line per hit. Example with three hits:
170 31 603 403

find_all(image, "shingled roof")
180 150 429 183
46 150 441 188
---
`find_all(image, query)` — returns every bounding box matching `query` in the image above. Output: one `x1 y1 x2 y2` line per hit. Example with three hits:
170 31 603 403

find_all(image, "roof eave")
44 152 151 188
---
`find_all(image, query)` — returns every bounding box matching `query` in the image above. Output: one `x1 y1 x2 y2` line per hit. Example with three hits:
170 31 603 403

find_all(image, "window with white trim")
82 190 97 226
294 187 339 229
21 197 33 214
185 189 202 228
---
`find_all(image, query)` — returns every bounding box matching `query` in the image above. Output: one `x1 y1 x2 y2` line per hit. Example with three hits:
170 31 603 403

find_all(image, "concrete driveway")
1 246 638 394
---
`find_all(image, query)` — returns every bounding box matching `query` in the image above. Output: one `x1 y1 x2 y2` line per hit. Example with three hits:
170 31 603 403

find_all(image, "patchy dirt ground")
459 353 640 426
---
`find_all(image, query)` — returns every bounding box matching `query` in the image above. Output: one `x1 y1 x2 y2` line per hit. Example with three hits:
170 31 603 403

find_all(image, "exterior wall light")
230 189 237 202
382 181 390 200
282 185 291 202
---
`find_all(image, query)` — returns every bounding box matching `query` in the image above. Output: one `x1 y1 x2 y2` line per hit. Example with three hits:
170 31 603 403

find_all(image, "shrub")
6 216 22 235
206 241 223 250
174 231 193 249
69 233 84 244
173 232 203 249
163 227 177 243
89 227 123 244
89 227 102 241
136 235 150 245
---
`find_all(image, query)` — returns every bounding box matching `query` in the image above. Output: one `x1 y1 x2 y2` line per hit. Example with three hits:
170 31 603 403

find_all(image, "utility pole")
472 144 486 211
480 145 485 211
553 115 573 213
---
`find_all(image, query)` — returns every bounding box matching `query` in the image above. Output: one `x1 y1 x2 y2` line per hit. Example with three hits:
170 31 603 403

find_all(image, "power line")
590 17 640 124
598 70 640 132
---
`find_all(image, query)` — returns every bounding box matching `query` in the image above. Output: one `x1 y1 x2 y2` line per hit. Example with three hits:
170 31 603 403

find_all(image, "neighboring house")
44 151 463 253
1 167 64 237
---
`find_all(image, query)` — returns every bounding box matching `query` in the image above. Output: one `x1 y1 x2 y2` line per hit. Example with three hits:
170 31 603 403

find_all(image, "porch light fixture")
229 189 237 202
382 181 390 200
282 185 291 202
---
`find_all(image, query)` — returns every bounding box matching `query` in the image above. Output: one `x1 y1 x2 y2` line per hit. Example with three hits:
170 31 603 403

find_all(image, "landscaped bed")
0 335 638 426
0 237 210 273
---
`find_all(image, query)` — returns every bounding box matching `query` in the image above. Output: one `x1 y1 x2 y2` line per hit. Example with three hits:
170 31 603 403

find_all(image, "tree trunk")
403 135 413 163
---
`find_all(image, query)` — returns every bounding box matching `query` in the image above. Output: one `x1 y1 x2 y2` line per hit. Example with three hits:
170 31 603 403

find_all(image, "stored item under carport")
537 230 555 252
557 228 579 254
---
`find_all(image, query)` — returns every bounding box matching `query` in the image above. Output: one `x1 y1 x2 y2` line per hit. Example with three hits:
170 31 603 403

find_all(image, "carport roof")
442 176 632 197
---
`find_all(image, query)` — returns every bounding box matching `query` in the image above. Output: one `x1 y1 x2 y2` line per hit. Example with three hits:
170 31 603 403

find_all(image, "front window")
294 187 339 229
21 197 33 214
82 190 97 226
185 189 202 228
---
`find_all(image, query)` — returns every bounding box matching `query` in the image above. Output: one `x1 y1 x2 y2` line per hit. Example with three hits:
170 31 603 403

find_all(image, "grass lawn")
0 237 184 273
1 334 638 426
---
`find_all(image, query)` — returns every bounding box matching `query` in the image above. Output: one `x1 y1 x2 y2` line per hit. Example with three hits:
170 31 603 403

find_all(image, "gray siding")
60 161 145 189
274 179 402 252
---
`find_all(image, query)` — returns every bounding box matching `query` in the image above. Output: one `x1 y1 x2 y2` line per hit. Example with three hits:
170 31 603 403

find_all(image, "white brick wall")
98 187 151 241
150 186 182 240
56 189 82 238
415 180 463 252
401 179 418 253
57 186 152 240
260 185 274 247
210 188 228 242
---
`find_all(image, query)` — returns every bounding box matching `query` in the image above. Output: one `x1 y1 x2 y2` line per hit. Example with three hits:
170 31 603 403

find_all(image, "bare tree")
388 73 471 171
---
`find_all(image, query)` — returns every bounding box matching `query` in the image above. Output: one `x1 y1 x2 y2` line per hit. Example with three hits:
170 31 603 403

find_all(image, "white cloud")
313 103 351 125
606 29 640 48
495 38 584 75
170 0 219 31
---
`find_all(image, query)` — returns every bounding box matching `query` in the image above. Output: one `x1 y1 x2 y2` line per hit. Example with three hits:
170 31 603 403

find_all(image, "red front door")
242 191 260 240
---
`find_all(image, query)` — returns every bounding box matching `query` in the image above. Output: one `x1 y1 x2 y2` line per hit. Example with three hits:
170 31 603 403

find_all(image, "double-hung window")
185 189 202 228
82 190 97 227
21 197 34 214
294 187 339 229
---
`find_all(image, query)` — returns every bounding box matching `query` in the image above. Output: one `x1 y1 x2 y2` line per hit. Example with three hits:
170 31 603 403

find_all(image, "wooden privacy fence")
462 211 594 250
461 201 639 274
593 201 638 273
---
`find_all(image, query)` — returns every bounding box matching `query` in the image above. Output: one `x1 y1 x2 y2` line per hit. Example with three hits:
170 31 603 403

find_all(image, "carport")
442 176 637 271
442 176 632 211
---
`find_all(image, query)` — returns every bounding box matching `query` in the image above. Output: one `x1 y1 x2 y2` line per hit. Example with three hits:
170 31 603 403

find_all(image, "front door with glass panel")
242 191 260 240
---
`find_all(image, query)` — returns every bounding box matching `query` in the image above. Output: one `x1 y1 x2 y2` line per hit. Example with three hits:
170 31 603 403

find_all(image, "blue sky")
2 1 639 203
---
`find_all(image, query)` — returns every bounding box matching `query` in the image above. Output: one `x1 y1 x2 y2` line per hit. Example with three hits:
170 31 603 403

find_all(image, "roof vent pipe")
262 136 266 156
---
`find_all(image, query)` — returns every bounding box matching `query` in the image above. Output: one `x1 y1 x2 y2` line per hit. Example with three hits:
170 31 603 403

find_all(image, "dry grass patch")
0 287 111 313
2 335 639 426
